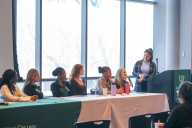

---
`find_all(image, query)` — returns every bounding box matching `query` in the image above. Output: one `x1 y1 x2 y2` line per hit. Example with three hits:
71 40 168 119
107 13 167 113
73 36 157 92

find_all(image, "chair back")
74 120 110 128
129 114 153 128
182 126 192 128
153 111 170 123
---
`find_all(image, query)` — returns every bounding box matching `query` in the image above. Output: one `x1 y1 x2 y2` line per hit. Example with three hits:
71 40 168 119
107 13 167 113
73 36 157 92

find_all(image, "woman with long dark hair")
0 69 37 102
132 48 156 92
158 81 192 128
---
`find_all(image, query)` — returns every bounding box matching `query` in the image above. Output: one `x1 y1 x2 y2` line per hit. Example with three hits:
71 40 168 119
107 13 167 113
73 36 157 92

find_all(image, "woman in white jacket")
0 69 37 102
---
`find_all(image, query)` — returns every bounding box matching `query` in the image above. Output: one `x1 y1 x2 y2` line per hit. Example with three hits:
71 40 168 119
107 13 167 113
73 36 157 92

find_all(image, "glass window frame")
14 0 157 96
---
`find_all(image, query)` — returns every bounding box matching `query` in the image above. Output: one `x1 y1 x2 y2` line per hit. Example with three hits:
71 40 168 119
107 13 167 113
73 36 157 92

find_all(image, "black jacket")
163 103 192 128
24 84 44 99
115 80 130 93
50 80 72 97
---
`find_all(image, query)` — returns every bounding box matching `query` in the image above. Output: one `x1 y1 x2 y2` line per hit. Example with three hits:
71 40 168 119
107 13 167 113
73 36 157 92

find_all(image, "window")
87 0 120 77
125 2 153 75
42 0 81 78
42 81 53 96
15 0 155 95
87 79 97 93
16 0 35 78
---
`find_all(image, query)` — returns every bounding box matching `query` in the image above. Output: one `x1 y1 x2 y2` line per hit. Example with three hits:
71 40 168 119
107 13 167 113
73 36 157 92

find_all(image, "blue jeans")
134 85 142 92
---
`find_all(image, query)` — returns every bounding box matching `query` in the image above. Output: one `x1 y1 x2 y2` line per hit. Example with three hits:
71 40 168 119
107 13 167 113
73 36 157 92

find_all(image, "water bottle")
111 82 116 96
0 90 4 103
125 83 130 94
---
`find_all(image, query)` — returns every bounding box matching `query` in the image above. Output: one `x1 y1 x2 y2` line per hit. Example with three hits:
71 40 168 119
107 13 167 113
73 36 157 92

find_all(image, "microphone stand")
156 58 159 74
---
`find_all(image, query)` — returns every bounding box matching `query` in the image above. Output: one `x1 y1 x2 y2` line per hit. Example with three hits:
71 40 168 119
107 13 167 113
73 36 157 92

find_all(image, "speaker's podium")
147 69 191 110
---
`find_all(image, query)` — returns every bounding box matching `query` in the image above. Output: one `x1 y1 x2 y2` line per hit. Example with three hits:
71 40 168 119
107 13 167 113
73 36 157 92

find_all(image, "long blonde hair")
68 64 83 81
23 69 38 89
114 68 125 88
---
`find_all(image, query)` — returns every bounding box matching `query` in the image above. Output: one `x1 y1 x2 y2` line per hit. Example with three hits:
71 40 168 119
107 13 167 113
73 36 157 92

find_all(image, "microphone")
156 58 159 74
127 76 133 87
127 77 131 82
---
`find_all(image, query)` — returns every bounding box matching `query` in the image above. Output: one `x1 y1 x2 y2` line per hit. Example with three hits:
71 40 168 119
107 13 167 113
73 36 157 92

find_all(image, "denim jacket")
132 59 156 85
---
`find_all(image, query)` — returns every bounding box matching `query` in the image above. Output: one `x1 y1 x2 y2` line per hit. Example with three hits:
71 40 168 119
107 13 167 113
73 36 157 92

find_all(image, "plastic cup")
154 122 164 128
102 88 107 96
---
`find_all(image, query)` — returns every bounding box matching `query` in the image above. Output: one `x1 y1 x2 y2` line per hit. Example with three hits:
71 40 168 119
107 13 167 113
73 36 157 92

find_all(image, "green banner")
173 69 190 102
0 98 81 128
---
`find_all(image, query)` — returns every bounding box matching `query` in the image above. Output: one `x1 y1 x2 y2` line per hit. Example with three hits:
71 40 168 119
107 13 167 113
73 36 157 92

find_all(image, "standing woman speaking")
132 48 156 92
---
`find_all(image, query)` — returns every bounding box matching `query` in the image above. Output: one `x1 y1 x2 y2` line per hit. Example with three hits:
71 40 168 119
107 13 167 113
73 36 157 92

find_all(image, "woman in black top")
68 64 87 95
23 69 43 99
158 81 192 128
50 67 71 97
114 68 133 94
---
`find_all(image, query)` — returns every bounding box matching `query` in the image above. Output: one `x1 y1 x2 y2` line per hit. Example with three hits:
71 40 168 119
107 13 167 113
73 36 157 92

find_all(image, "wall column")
166 0 180 70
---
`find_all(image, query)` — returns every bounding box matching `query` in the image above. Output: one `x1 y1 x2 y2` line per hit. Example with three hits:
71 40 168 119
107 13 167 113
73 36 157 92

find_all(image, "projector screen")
0 0 14 76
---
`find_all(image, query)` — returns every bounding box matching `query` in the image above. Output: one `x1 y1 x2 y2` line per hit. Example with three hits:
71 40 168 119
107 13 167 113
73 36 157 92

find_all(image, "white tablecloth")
65 93 170 128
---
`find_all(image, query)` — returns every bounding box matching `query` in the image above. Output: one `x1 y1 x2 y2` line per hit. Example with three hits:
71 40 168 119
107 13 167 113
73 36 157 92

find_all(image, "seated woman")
23 69 43 99
50 67 71 97
114 68 133 94
0 69 37 102
96 66 113 95
69 64 87 95
158 81 192 128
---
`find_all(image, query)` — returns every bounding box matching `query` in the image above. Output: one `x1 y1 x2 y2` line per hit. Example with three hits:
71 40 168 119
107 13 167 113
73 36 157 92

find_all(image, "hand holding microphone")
127 76 133 87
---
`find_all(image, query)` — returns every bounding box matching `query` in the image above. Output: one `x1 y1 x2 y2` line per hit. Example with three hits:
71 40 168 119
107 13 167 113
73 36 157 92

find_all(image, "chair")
129 114 153 128
182 123 192 128
74 120 110 128
153 111 170 123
